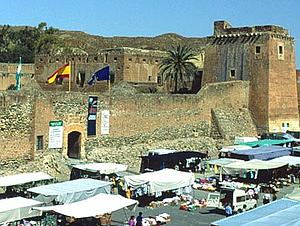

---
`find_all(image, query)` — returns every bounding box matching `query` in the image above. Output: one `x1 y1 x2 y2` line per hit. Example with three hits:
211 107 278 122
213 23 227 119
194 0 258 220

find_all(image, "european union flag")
88 66 110 85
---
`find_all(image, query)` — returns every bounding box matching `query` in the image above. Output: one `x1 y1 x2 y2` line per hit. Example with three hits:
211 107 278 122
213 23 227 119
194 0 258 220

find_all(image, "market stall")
0 172 53 198
0 172 53 187
124 168 195 194
228 145 292 161
27 178 112 204
224 159 288 182
0 197 43 224
211 198 300 226
34 193 138 225
140 151 207 173
70 162 128 180
268 155 300 166
34 193 137 217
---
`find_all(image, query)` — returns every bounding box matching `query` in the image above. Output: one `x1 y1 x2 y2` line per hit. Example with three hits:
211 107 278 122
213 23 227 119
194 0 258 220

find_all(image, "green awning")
236 139 295 147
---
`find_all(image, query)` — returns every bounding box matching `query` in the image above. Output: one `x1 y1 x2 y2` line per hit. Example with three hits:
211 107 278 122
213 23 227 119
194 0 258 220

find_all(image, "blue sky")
1 0 300 67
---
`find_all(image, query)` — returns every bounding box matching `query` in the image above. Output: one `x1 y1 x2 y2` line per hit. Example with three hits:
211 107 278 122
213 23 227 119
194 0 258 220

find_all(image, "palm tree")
159 45 197 93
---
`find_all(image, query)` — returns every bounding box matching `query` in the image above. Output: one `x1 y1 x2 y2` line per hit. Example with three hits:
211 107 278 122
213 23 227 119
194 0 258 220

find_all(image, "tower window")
278 43 284 60
230 70 236 78
255 46 261 54
279 46 283 54
36 136 43 150
148 76 151 81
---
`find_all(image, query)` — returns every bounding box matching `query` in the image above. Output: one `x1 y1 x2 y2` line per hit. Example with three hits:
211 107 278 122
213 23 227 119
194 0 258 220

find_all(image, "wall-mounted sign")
48 120 63 149
101 110 110 135
87 96 98 136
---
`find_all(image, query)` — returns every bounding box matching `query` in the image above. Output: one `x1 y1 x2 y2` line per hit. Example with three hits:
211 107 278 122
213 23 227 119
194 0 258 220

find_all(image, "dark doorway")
191 70 203 93
67 131 81 159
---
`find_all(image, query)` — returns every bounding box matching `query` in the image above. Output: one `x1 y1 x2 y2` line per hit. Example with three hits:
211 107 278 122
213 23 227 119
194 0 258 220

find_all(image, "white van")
207 186 257 213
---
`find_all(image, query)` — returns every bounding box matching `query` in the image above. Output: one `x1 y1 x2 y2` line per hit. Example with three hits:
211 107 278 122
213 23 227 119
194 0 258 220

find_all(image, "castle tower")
203 21 299 132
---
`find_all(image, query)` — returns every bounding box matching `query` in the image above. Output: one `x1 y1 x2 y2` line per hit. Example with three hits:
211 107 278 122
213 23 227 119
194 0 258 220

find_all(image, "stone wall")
0 80 250 162
211 108 257 140
0 63 35 90
0 91 35 160
34 47 168 93
203 21 299 132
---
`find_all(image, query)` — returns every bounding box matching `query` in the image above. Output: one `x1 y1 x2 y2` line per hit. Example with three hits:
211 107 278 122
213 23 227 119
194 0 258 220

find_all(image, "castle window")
143 59 146 62
36 136 43 150
104 54 108 63
155 60 159 63
279 46 283 54
255 46 261 54
78 57 81 62
114 57 117 62
278 43 284 60
230 69 236 78
148 76 151 81
157 75 162 85
86 58 89 63
129 58 132 61
94 56 98 61
56 58 59 62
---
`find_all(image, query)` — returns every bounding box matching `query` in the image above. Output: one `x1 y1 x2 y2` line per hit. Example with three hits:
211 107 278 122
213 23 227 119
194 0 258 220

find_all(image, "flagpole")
68 61 71 92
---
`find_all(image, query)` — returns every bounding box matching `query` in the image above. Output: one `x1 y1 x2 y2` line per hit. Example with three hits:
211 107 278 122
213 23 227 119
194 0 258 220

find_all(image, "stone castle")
0 21 298 163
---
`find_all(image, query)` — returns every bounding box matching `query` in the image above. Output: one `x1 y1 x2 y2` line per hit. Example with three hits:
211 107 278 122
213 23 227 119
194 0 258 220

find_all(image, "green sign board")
49 121 63 127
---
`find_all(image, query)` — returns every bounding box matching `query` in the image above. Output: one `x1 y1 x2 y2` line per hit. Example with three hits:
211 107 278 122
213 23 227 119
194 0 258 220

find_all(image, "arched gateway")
67 131 81 159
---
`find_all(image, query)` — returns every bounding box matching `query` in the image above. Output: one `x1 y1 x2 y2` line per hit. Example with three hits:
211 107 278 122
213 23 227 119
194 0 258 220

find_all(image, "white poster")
48 121 63 149
101 110 110 135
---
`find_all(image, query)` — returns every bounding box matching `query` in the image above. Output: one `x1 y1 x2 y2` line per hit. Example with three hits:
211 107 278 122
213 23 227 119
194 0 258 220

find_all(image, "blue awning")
229 145 292 160
211 198 300 226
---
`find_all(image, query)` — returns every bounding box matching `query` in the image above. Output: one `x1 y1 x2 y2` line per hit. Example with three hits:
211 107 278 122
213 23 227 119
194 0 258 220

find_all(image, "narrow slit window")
36 136 43 150
255 46 261 54
279 46 283 54
230 70 236 78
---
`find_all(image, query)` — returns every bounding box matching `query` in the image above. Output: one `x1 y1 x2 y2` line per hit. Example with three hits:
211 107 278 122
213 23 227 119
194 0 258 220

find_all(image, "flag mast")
68 61 71 92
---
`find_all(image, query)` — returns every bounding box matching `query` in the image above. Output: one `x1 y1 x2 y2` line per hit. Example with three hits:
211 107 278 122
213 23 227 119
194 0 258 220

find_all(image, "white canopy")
224 159 287 170
268 156 300 166
0 197 43 224
124 168 195 194
28 178 112 204
208 158 245 167
286 188 300 201
34 193 138 219
0 172 53 187
72 163 128 174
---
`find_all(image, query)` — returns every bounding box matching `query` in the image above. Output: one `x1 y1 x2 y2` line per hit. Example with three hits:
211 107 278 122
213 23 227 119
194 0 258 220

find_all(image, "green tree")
34 22 59 55
159 45 197 93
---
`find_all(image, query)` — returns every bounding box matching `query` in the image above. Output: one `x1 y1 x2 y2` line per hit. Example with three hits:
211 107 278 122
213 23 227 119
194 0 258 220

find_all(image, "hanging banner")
101 110 110 135
87 96 98 136
48 120 63 149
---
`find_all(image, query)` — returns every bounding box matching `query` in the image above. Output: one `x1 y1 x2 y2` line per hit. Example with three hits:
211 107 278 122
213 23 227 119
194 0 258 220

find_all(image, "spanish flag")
47 63 70 84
